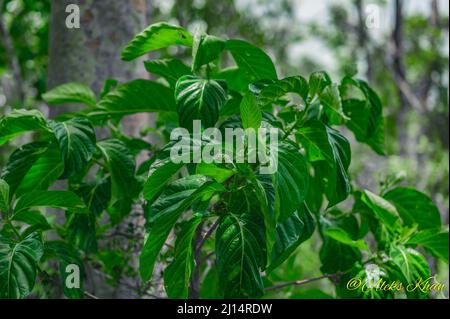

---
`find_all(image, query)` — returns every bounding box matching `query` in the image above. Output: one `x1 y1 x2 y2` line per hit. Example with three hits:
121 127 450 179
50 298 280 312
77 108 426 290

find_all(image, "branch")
265 273 342 291
84 291 100 299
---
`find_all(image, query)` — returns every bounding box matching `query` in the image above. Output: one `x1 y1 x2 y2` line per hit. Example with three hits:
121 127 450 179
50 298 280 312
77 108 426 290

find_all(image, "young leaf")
362 190 402 233
383 187 441 230
144 59 191 88
164 215 203 298
240 93 262 129
324 227 368 251
13 190 86 215
215 213 266 298
0 179 9 213
407 230 449 263
258 76 309 106
0 232 44 299
225 39 277 82
192 33 226 71
121 22 193 61
319 84 347 125
175 75 228 130
92 80 176 119
49 118 96 178
308 71 332 101
0 109 51 145
140 176 223 281
296 120 334 163
196 162 235 183
42 82 96 107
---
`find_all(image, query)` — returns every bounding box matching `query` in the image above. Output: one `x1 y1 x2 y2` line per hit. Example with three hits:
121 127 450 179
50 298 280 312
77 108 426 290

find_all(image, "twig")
265 273 341 291
195 219 220 256
84 291 100 299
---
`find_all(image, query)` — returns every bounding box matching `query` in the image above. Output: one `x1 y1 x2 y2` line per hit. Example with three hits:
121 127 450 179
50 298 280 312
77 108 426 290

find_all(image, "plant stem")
265 272 342 291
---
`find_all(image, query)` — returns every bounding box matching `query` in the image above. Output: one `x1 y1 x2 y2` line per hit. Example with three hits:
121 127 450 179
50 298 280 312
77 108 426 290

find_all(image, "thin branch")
84 291 100 299
195 218 220 256
265 273 342 291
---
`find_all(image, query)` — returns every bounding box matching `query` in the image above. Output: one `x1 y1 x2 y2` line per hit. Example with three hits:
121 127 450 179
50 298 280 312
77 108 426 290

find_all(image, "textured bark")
48 0 153 136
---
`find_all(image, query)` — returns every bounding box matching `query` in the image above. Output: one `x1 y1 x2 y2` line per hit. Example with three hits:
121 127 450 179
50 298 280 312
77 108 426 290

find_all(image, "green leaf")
121 22 193 61
164 215 203 298
269 203 315 270
175 75 227 130
274 142 309 220
75 178 111 216
383 187 441 230
213 67 249 92
0 179 9 212
258 76 309 106
308 71 332 101
1 142 49 196
0 109 51 145
215 213 266 298
49 118 96 178
97 139 138 204
319 84 347 125
42 82 96 107
140 176 223 281
320 236 361 274
11 210 51 230
341 77 385 155
144 59 191 87
196 162 235 183
407 230 449 263
323 127 351 207
0 232 43 299
240 93 262 129
66 210 97 252
91 80 176 119
143 157 183 203
296 120 334 163
192 33 226 70
225 39 277 82
389 246 430 298
15 143 64 195
324 227 368 250
13 190 86 215
362 190 402 233
44 241 84 299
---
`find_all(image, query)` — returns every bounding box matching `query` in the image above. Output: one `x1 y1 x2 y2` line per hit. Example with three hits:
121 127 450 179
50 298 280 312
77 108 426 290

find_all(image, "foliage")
0 21 448 299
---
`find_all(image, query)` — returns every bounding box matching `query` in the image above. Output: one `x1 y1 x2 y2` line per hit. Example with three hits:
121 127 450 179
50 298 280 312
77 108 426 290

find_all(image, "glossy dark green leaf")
164 215 203 298
121 22 193 61
13 190 86 215
1 142 48 196
0 179 9 212
407 230 449 262
225 39 277 82
319 84 347 125
75 178 111 216
15 143 64 195
144 58 191 87
0 232 43 299
269 203 315 270
140 176 223 281
175 75 227 130
296 120 334 163
258 76 309 106
91 80 176 119
215 213 266 298
11 210 51 230
383 187 441 230
65 210 97 252
97 139 138 205
42 82 97 107
274 142 309 220
49 118 96 178
0 109 51 145
192 33 226 70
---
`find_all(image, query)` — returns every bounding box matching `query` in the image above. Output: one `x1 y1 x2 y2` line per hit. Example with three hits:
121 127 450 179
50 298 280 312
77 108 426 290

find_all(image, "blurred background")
0 0 448 298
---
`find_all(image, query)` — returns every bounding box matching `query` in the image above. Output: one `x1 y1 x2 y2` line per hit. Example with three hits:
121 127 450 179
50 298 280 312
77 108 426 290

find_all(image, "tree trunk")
48 0 152 137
